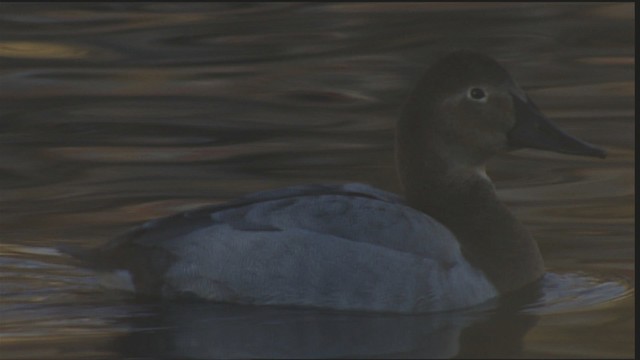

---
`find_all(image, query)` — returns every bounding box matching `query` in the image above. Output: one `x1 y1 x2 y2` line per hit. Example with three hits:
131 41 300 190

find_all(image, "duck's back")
75 183 498 313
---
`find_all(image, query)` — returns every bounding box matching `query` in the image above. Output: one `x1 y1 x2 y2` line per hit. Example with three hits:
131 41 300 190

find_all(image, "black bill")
507 94 606 158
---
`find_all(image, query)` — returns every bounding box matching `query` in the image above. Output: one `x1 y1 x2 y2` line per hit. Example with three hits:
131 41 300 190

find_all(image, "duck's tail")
57 243 137 292
56 243 101 268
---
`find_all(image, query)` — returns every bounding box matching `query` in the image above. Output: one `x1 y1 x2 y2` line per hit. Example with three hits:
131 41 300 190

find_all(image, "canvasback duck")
62 51 606 313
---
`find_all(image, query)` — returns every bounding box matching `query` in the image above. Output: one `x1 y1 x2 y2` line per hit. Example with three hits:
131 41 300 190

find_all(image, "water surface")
0 3 634 359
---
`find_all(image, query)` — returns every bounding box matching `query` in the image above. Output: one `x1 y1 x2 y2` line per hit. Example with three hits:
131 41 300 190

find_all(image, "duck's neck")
396 137 544 294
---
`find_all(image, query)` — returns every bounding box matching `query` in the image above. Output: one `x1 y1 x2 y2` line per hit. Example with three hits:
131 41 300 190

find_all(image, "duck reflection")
112 282 540 359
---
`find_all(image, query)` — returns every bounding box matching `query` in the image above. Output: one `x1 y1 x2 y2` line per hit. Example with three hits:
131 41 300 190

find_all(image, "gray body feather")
83 183 497 313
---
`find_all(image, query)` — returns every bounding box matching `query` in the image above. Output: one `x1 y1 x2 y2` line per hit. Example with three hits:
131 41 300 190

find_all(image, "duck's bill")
507 94 606 159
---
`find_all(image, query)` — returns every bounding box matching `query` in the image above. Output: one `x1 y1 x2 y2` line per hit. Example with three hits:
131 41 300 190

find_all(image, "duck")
61 51 606 314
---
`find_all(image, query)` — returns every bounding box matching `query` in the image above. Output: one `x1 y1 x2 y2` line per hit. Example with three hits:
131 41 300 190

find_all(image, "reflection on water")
0 3 634 359
112 297 539 359
0 243 631 359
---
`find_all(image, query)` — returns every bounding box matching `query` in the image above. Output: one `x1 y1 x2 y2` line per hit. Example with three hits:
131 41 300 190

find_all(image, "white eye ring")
467 87 488 102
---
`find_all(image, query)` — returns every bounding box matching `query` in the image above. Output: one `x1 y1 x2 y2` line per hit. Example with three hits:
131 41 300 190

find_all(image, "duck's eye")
468 87 487 101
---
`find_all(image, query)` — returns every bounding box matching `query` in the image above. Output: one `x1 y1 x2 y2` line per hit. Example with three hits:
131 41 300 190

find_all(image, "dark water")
0 3 634 359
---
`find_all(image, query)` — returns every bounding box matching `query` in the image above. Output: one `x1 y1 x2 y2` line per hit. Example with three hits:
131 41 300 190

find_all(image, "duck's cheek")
490 97 516 129
474 131 509 154
445 126 504 161
489 132 511 152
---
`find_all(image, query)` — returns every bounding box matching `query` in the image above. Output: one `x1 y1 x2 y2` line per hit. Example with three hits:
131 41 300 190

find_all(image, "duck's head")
397 51 606 172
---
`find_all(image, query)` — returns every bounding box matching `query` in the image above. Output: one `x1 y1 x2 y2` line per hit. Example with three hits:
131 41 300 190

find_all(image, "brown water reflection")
0 3 634 359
